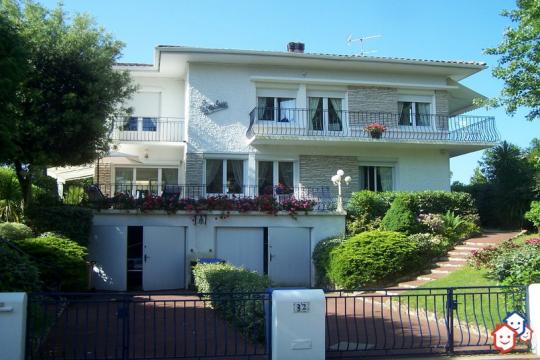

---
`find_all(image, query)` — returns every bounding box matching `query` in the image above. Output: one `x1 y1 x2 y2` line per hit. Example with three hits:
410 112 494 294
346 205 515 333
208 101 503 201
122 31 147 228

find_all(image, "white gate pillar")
529 284 540 355
271 289 325 360
0 293 27 360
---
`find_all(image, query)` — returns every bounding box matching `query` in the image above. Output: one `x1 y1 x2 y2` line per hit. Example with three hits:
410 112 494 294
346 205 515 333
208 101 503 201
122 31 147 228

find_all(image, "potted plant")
365 123 387 139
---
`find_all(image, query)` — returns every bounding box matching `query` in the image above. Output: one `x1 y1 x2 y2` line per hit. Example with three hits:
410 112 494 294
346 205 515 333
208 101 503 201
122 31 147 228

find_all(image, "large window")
257 161 294 195
257 97 296 122
308 97 343 131
359 166 393 192
114 167 179 195
206 159 245 194
398 101 431 126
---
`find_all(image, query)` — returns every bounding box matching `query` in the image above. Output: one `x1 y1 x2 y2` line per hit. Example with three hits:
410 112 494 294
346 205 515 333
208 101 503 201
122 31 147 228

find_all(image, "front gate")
26 291 271 360
325 285 529 357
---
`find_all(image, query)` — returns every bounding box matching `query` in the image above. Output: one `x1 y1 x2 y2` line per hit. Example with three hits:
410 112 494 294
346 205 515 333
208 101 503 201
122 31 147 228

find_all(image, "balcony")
109 116 184 143
246 108 499 145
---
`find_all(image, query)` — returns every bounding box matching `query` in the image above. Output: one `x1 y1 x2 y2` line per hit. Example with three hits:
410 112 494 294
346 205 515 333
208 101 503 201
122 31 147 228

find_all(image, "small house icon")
503 312 527 336
520 325 533 343
491 323 518 353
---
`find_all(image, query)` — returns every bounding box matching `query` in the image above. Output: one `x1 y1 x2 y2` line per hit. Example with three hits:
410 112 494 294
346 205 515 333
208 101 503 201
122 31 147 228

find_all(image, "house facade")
51 43 499 291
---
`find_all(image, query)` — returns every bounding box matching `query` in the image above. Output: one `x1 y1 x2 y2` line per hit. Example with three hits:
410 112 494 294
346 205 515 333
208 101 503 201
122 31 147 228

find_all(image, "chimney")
287 42 305 53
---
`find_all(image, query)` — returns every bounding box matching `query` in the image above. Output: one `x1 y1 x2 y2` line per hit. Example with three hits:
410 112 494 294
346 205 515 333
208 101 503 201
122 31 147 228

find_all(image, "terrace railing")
109 116 184 142
246 107 499 143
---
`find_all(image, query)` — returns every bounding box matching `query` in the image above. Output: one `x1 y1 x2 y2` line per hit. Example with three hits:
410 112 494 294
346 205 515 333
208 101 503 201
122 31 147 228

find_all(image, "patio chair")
84 184 110 208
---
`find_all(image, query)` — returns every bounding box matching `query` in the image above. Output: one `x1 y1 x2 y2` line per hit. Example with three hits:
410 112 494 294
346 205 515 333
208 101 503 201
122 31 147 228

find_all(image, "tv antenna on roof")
347 34 382 56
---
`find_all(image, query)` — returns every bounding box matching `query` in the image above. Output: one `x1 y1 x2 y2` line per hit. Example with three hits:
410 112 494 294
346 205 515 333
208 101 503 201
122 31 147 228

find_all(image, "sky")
40 0 540 184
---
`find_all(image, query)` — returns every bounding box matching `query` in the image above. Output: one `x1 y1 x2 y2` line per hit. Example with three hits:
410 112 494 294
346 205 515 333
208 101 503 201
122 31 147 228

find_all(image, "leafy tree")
526 137 540 192
482 0 540 121
0 0 136 209
470 167 487 185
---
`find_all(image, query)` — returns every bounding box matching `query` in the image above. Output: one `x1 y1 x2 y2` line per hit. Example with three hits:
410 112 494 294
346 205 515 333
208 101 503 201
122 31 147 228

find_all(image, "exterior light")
337 169 344 176
331 170 351 213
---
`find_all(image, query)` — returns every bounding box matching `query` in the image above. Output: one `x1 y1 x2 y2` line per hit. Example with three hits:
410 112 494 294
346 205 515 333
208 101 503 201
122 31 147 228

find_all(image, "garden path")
395 230 523 290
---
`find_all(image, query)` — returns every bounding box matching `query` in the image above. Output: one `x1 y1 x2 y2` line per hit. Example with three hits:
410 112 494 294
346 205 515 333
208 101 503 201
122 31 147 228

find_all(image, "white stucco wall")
129 75 185 118
90 211 346 290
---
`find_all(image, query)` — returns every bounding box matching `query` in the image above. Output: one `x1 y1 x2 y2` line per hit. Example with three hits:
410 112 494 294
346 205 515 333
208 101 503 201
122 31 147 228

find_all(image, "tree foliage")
0 0 136 207
483 0 540 120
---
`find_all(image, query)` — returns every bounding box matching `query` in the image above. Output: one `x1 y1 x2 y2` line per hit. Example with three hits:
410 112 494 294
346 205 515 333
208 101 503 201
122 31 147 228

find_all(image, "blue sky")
41 0 540 183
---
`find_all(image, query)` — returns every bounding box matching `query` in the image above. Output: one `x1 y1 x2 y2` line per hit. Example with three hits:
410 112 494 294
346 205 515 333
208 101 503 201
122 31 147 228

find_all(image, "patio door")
142 226 186 290
308 97 344 133
268 227 311 286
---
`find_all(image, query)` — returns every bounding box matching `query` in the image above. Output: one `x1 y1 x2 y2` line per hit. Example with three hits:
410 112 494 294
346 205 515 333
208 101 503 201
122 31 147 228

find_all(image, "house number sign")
293 302 310 313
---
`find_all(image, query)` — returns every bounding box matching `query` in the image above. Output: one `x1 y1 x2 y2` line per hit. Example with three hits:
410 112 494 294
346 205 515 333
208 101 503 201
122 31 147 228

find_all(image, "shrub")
0 222 33 241
407 233 447 259
525 201 540 232
0 167 22 222
489 241 540 285
328 231 421 288
418 213 445 234
193 262 270 342
0 241 41 292
14 235 87 291
312 236 345 287
346 190 393 220
25 205 93 245
413 191 477 217
63 186 86 205
381 196 420 234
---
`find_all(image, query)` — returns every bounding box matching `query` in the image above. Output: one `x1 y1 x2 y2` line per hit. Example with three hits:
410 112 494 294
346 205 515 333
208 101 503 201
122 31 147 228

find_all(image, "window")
359 166 393 192
123 117 138 131
206 159 245 194
142 117 157 131
257 97 296 122
257 161 294 195
398 101 431 126
308 97 343 131
162 168 178 185
114 167 178 195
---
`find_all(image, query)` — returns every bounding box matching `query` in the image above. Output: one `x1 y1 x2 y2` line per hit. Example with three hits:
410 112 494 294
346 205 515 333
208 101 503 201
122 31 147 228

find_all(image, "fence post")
445 288 454 354
528 284 540 355
0 293 27 360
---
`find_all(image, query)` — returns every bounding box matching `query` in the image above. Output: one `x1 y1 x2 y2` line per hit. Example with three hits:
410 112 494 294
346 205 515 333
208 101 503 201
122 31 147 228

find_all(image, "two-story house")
52 43 499 291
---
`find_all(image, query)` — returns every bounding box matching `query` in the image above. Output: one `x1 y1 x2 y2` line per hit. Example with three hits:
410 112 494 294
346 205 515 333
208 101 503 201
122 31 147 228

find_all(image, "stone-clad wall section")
347 87 399 129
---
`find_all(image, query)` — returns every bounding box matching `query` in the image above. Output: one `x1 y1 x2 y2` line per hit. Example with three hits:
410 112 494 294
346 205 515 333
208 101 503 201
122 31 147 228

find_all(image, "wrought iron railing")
246 107 499 143
88 183 336 211
109 116 184 142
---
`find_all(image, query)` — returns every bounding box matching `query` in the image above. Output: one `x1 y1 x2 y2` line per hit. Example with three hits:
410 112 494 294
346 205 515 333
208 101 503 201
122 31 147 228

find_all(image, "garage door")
268 227 311 287
215 227 264 274
89 225 128 291
143 226 186 291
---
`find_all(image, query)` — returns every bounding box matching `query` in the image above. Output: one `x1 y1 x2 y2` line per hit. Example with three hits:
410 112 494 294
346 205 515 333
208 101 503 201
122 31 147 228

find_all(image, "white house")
50 43 499 291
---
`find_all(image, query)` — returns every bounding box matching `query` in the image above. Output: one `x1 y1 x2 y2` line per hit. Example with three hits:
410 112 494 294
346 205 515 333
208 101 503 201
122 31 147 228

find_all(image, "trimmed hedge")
381 196 420 234
0 222 33 241
328 231 422 288
193 262 270 342
312 236 345 288
25 205 93 245
14 235 87 291
0 241 41 292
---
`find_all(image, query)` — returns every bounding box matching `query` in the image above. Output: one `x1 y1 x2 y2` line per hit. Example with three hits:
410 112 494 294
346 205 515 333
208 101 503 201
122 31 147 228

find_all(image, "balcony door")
308 97 343 133
257 161 294 196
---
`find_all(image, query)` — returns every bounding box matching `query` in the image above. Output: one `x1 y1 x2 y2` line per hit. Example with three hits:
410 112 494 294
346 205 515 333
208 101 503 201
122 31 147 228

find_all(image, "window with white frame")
113 167 179 194
257 97 296 122
308 97 343 131
398 101 431 126
359 165 393 192
257 161 294 195
206 159 245 194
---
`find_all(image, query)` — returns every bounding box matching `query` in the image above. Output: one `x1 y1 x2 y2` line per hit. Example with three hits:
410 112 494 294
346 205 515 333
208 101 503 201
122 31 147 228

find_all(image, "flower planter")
370 132 382 139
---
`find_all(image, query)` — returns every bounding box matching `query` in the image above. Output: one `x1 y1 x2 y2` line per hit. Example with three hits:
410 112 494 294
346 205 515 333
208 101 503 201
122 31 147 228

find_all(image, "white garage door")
215 227 264 274
268 227 311 287
143 226 186 291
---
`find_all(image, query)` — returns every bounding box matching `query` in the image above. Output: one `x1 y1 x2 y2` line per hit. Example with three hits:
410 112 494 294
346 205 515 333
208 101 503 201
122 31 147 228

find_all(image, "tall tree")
482 0 540 120
0 0 136 209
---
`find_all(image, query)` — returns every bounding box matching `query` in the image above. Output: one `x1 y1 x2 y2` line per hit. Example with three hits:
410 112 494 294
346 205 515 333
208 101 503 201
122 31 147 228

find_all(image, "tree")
525 137 540 192
0 0 136 209
470 167 487 185
482 0 540 121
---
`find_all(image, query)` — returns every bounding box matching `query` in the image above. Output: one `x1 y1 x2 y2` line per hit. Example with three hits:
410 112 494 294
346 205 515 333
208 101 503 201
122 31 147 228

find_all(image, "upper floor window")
309 97 343 131
206 159 245 194
398 101 431 127
359 165 393 192
257 97 296 122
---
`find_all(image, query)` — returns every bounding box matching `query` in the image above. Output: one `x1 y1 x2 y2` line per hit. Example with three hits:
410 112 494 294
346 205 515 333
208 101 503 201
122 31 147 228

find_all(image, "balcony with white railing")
246 107 499 145
109 116 184 143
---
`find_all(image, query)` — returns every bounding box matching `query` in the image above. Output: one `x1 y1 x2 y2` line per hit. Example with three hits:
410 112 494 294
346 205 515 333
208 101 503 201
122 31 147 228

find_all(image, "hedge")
328 231 422 288
193 262 270 342
0 241 41 292
14 235 87 291
381 196 420 234
25 205 93 245
0 222 33 241
312 236 345 288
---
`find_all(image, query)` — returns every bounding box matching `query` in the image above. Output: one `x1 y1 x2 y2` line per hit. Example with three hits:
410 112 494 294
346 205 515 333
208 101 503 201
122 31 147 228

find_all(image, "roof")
156 45 486 68
115 62 153 67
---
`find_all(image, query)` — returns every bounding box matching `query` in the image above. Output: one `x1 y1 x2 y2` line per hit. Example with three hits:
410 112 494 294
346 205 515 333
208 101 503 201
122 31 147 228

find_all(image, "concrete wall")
129 75 185 118
91 211 346 290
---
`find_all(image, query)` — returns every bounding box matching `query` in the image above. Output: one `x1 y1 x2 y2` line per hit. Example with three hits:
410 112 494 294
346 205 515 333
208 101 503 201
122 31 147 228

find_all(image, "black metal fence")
325 286 528 357
109 117 184 142
26 291 271 360
246 107 499 143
